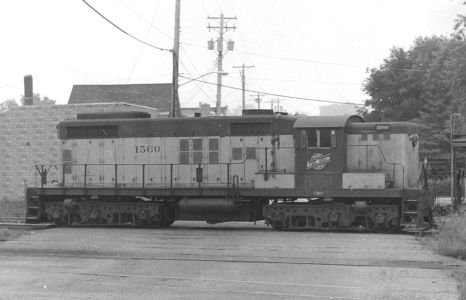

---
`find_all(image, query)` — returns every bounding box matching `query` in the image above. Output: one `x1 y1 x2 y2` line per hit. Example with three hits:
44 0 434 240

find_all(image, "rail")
346 144 405 189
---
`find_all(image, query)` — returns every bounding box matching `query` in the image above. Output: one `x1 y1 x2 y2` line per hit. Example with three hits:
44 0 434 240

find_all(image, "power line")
181 42 427 73
249 77 362 85
127 1 161 83
116 0 171 40
238 51 427 72
179 75 362 106
81 0 171 52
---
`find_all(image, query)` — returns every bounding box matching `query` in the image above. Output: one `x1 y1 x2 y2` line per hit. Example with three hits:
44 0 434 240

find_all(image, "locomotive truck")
26 110 433 230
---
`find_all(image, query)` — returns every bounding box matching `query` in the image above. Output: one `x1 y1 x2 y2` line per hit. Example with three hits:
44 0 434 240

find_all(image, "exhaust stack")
24 75 33 105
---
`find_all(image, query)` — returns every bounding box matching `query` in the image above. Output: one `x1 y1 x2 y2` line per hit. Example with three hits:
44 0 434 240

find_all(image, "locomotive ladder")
401 161 434 227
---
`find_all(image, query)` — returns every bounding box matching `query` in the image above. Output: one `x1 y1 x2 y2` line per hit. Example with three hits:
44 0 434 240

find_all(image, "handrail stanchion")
115 164 118 188
62 164 65 187
142 164 145 189
365 145 369 171
227 163 230 189
170 164 173 189
84 164 87 189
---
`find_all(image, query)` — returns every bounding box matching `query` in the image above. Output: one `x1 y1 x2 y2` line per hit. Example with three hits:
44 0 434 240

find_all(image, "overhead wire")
179 61 216 105
249 77 362 85
179 48 218 104
81 0 171 52
179 75 362 106
126 0 161 83
116 0 172 40
181 42 428 73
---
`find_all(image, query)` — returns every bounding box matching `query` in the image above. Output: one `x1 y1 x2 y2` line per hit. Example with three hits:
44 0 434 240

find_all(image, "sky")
0 0 463 115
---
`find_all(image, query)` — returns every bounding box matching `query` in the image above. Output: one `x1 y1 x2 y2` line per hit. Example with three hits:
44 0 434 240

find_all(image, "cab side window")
306 129 336 148
307 130 318 147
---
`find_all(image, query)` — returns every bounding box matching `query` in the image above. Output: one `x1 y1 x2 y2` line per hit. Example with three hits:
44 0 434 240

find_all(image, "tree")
362 34 466 177
20 93 56 106
362 37 446 122
0 99 19 112
452 1 466 40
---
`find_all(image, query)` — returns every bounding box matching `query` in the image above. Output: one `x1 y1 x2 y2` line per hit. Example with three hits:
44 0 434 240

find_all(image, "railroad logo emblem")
306 153 331 170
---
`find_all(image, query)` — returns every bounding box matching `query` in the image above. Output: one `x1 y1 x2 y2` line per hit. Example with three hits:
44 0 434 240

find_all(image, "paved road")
0 222 459 299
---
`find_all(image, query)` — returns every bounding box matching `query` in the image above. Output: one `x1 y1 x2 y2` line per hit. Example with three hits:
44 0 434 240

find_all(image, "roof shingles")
68 84 172 112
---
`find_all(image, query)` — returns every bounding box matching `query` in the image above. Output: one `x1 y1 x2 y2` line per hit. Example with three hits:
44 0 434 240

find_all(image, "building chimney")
24 75 33 105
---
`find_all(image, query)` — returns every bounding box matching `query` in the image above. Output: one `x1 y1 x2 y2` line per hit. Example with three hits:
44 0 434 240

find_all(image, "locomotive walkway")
0 222 460 299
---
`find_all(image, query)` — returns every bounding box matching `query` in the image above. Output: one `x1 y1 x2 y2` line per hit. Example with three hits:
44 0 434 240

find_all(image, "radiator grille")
230 123 271 135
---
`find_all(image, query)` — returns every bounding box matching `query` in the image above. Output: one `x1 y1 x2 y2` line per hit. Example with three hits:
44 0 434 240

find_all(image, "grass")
429 213 466 259
432 177 451 196
425 209 466 299
452 266 466 300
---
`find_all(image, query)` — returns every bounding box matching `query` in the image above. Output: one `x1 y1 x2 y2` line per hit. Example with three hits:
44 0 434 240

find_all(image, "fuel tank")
178 198 238 212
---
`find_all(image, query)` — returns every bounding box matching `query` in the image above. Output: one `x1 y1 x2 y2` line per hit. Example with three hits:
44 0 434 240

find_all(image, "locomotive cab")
294 115 363 190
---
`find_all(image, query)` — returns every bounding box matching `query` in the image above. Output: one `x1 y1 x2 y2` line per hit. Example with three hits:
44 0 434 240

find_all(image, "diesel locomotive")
26 110 433 230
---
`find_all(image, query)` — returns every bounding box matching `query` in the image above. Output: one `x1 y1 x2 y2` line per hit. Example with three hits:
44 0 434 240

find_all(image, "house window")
383 133 391 140
361 133 368 141
372 134 380 141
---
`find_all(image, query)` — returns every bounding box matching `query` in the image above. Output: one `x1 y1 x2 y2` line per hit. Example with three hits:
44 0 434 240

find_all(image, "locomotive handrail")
33 160 252 189
346 144 405 189
32 145 296 189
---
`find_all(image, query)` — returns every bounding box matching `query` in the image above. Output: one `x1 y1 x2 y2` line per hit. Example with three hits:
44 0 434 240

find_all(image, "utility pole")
272 98 282 112
233 63 254 111
208 13 236 115
170 0 181 118
251 93 265 109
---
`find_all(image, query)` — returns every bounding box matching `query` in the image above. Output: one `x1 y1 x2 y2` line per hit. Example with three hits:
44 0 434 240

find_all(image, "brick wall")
0 102 157 201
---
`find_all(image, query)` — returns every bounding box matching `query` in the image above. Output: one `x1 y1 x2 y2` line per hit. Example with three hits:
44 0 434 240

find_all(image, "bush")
428 213 466 259
432 177 451 196
452 267 466 300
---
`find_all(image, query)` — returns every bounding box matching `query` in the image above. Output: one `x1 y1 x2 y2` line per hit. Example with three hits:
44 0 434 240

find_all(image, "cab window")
306 129 336 148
